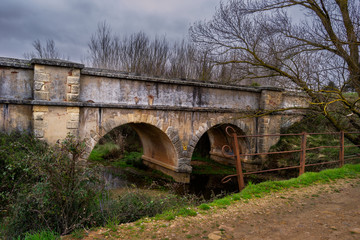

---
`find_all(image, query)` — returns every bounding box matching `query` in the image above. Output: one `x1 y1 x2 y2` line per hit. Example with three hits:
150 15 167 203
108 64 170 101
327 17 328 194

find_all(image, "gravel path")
70 177 360 240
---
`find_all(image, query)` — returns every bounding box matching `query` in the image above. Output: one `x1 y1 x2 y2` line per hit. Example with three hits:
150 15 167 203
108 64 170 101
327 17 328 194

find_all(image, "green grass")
233 164 360 201
343 92 359 98
270 130 360 168
89 142 145 170
270 114 360 168
105 218 120 232
198 204 211 210
71 229 86 239
20 230 60 240
153 164 360 221
191 154 236 175
89 142 121 162
177 207 197 217
113 151 144 169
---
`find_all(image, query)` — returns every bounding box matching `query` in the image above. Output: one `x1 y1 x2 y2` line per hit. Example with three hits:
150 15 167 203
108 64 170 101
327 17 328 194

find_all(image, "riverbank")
64 166 360 239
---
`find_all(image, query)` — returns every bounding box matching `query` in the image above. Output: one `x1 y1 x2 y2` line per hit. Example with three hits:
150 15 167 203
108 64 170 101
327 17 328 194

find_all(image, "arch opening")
128 123 177 170
192 124 248 167
89 122 182 182
188 123 248 197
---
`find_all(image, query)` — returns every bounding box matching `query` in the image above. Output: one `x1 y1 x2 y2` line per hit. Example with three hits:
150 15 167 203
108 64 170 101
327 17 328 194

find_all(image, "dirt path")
76 178 360 240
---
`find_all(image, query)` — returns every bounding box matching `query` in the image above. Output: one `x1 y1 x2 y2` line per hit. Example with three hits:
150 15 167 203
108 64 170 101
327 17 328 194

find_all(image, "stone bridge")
0 57 307 182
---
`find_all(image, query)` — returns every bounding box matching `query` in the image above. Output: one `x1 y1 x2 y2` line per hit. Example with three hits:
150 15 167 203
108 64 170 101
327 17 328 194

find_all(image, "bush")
0 132 49 213
97 189 181 225
1 133 104 238
0 132 205 238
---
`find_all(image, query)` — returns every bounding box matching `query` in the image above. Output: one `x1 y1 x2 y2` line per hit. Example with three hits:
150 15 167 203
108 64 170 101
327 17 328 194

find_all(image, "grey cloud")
0 0 219 62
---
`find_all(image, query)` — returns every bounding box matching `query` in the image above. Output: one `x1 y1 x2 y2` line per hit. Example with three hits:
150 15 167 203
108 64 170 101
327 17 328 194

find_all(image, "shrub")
21 230 60 240
0 132 49 213
1 134 104 238
97 189 180 225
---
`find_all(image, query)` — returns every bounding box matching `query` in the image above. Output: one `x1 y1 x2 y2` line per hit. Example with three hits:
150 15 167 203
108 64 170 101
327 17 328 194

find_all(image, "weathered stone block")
147 115 154 124
34 91 49 100
33 112 44 120
103 119 116 132
34 120 45 129
156 119 163 129
66 121 78 129
70 113 79 121
166 128 177 140
34 72 49 82
177 161 192 173
67 76 80 85
182 150 191 158
67 129 78 136
71 84 80 94
34 81 44 91
133 113 141 123
140 114 148 123
34 64 45 71
33 105 48 112
171 135 180 144
67 93 79 102
72 69 81 77
34 129 44 138
174 140 182 151
67 107 80 113
189 139 197 148
127 114 135 122
192 134 200 142
198 125 205 134
187 145 194 154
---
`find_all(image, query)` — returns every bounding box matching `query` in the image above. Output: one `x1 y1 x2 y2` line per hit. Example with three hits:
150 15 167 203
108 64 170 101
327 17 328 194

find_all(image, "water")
100 165 239 199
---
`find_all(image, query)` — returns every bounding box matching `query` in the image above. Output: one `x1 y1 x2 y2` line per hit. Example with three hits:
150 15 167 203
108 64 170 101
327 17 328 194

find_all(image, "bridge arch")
127 122 178 170
188 118 251 166
81 109 191 182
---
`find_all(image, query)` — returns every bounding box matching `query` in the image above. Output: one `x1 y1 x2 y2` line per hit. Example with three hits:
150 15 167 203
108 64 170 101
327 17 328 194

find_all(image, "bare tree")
87 23 171 76
87 21 122 69
24 39 67 60
168 41 219 81
190 0 360 143
168 40 198 79
120 32 151 73
148 35 170 76
86 21 226 81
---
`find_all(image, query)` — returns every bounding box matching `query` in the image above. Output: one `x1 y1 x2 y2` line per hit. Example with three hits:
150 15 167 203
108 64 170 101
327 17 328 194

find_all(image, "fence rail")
221 126 360 192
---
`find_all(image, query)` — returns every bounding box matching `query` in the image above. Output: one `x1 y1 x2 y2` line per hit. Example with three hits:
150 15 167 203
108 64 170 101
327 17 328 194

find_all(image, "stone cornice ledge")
30 58 84 69
0 99 304 115
81 67 284 92
0 57 32 69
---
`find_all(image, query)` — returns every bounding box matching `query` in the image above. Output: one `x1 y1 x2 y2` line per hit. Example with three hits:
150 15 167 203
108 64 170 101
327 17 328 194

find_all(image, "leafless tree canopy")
86 21 237 82
24 39 67 60
191 0 360 143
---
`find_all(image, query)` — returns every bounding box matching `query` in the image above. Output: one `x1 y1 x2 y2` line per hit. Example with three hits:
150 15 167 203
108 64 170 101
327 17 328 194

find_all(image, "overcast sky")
0 0 219 62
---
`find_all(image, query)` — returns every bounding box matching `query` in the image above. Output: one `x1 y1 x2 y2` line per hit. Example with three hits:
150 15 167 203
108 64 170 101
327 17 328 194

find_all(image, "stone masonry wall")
0 57 308 182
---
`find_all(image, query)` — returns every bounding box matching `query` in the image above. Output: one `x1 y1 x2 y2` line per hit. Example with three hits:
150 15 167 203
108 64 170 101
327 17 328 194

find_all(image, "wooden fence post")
299 132 307 175
339 131 345 167
232 133 245 191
